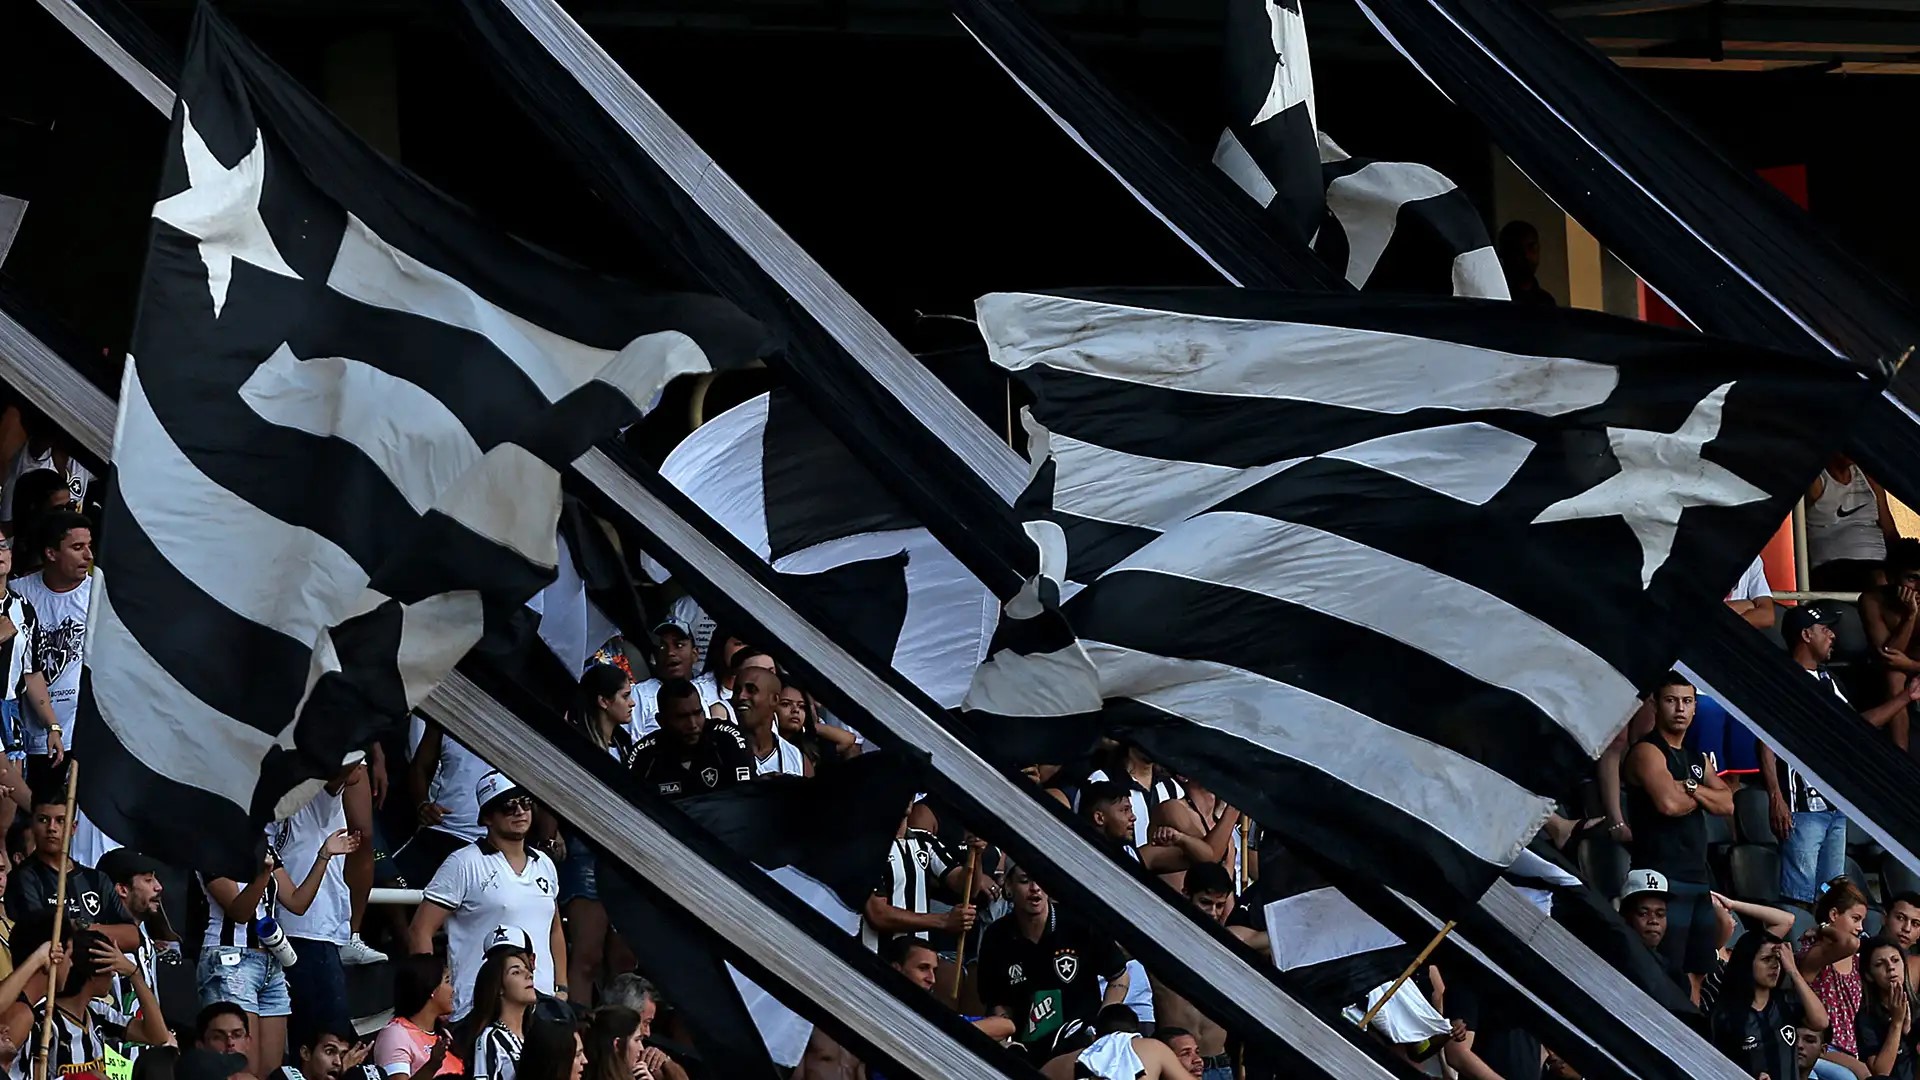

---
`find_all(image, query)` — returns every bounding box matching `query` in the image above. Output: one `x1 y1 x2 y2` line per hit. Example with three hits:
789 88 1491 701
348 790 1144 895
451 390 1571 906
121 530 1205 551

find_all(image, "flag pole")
35 760 80 1080
947 841 982 1005
1356 920 1455 1032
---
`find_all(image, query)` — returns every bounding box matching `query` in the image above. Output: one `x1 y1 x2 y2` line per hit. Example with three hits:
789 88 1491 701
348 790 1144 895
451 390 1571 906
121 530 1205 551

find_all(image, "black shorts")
390 828 467 888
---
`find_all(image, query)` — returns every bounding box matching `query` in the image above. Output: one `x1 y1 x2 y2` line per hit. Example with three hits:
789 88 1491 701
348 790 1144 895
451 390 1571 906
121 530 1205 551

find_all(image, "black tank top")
1625 734 1710 884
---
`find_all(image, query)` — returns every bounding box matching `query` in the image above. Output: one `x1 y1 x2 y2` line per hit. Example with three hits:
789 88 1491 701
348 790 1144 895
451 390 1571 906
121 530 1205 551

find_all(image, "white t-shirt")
0 446 92 522
755 735 806 778
9 571 89 754
628 671 725 738
272 785 350 945
409 716 490 842
1727 556 1772 603
423 842 558 1022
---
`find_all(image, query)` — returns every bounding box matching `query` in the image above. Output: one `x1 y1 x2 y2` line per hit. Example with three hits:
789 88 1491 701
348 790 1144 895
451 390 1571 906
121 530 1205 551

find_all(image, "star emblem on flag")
1533 382 1768 587
151 101 301 318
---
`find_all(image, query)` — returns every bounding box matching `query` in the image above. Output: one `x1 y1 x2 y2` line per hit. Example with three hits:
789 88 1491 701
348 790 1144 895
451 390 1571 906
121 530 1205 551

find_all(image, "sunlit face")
1165 1033 1204 1078
502 955 538 1006
1829 902 1868 939
484 795 536 841
1653 685 1695 735
1008 868 1047 916
892 945 939 992
1092 799 1134 843
733 669 779 730
43 527 91 584
1624 896 1668 950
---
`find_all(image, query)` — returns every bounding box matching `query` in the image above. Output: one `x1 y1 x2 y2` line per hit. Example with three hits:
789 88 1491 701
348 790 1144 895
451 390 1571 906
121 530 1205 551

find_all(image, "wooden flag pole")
947 842 982 1005
35 760 80 1080
1357 921 1456 1032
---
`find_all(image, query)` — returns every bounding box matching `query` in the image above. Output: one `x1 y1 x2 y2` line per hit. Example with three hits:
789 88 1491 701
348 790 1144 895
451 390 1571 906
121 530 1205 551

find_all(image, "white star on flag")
1250 0 1315 129
151 102 300 317
1534 382 1768 587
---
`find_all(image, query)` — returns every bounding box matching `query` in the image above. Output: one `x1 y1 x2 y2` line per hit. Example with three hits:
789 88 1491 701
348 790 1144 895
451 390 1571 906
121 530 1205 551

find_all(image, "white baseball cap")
1618 869 1671 904
475 770 529 813
484 925 534 956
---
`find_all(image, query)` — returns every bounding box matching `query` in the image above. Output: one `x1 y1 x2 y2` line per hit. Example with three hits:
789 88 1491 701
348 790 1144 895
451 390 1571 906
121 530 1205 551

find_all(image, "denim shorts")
197 945 292 1018
559 834 598 904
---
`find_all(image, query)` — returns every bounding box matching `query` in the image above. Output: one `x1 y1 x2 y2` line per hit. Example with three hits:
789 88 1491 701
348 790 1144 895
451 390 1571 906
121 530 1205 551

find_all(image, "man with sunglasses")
408 771 567 1024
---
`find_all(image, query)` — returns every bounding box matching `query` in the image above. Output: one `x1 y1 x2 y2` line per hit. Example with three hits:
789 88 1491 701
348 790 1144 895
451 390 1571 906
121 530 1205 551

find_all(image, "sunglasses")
492 796 536 815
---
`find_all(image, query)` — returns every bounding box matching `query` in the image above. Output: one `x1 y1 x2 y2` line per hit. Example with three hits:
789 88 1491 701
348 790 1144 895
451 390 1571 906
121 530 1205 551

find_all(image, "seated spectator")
8 790 132 936
269 1022 371 1080
374 955 464 1079
511 1019 582 1080
1854 938 1914 1080
200 825 360 1076
1806 455 1896 593
1726 554 1777 630
1710 933 1828 1080
1860 540 1920 705
1039 1028 1195 1080
1153 1028 1206 1079
1080 781 1222 875
625 680 755 800
1885 893 1920 991
858 809 981 974
580 1008 651 1080
130 1045 180 1080
462 932 538 1080
1796 878 1872 1078
733 663 807 779
775 679 856 768
1623 673 1732 997
976 865 1129 1053
594 976 682 1080
1150 865 1261 1077
1618 870 1689 998
1707 892 1796 1012
627 621 726 738
196 1003 252 1060
12 927 135 1078
1078 742 1181 850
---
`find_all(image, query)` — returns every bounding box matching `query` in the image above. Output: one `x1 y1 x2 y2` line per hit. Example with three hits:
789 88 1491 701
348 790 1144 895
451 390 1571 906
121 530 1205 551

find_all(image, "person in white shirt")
1725 555 1775 631
628 620 725 738
733 665 807 779
9 511 90 769
274 765 385 1037
396 717 493 887
408 771 568 1023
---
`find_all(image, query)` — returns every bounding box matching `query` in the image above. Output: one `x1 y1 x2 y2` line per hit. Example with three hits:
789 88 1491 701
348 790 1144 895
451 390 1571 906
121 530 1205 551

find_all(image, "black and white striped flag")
968 287 1870 906
77 5 761 876
640 388 996 708
1211 0 1506 299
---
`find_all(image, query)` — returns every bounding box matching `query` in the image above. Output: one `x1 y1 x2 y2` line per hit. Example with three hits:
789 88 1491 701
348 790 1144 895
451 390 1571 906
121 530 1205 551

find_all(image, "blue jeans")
285 938 349 1039
1781 810 1849 904
197 946 291 1017
1204 1067 1235 1080
1810 1056 1854 1080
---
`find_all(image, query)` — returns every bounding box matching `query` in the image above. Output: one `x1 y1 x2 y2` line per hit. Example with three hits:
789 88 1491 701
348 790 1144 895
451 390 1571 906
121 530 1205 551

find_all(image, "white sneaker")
340 934 389 966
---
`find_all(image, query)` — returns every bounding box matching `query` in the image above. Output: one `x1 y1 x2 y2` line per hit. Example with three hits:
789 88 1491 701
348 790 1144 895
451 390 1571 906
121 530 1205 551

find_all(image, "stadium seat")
1733 786 1778 849
1848 819 1885 863
1729 844 1783 905
1884 860 1920 901
1576 836 1632 901
1790 906 1816 944
1705 812 1735 851
1867 907 1886 938
1845 857 1874 903
1831 602 1872 662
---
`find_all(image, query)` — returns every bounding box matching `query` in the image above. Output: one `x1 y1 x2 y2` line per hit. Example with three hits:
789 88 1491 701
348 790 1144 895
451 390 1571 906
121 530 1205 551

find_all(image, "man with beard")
410 772 567 1024
627 679 755 799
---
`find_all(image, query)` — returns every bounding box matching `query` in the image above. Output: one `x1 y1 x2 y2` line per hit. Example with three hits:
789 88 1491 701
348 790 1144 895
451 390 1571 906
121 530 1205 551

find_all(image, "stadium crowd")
0 385 1916 1080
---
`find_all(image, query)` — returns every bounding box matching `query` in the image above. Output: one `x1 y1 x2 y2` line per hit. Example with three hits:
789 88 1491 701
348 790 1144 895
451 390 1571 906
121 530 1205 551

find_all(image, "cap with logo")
484 924 535 956
475 770 530 815
1618 868 1671 904
1780 601 1842 640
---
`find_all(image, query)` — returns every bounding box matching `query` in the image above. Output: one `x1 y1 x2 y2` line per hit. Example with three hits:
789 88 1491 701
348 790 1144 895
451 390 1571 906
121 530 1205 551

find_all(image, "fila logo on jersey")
735 767 751 781
1055 954 1079 983
701 767 719 788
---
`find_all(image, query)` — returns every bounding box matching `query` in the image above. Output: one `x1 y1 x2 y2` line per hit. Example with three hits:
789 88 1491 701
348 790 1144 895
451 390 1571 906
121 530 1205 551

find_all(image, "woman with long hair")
514 1019 584 1080
1797 877 1873 1079
1711 931 1829 1080
582 1007 652 1080
558 666 635 1009
373 955 465 1079
1857 938 1915 1080
463 947 538 1080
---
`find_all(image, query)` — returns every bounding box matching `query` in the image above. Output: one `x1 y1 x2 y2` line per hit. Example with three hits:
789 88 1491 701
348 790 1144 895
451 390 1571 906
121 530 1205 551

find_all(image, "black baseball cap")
1781 602 1842 640
98 848 163 885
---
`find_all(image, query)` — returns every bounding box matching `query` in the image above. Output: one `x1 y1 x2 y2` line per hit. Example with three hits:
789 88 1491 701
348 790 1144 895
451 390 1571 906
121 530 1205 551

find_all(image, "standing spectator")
1710 933 1829 1080
373 955 463 1080
1859 541 1920 705
0 411 91 524
1855 938 1914 1080
200 824 360 1076
8 510 89 775
1623 672 1732 996
1726 554 1778 631
1761 604 1919 906
733 667 807 779
410 771 566 1024
1796 878 1873 1079
1806 455 1896 593
1081 781 1234 879
625 680 755 800
8 789 131 937
560 666 634 1009
858 812 979 957
273 765 376 1037
0 537 52 811
1618 870 1689 999
397 719 491 887
1079 743 1177 850
976 865 1129 1053
581 1008 655 1080
628 620 724 738
464 932 538 1080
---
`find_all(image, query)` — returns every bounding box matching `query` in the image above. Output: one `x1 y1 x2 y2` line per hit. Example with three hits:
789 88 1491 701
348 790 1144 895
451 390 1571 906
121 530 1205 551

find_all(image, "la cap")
475 770 529 814
1618 868 1671 904
1781 602 1842 640
484 925 534 956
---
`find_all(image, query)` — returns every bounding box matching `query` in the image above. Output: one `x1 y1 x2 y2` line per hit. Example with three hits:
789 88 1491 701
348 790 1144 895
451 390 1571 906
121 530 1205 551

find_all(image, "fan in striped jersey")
967 287 1870 908
77 4 761 878
1211 0 1506 300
